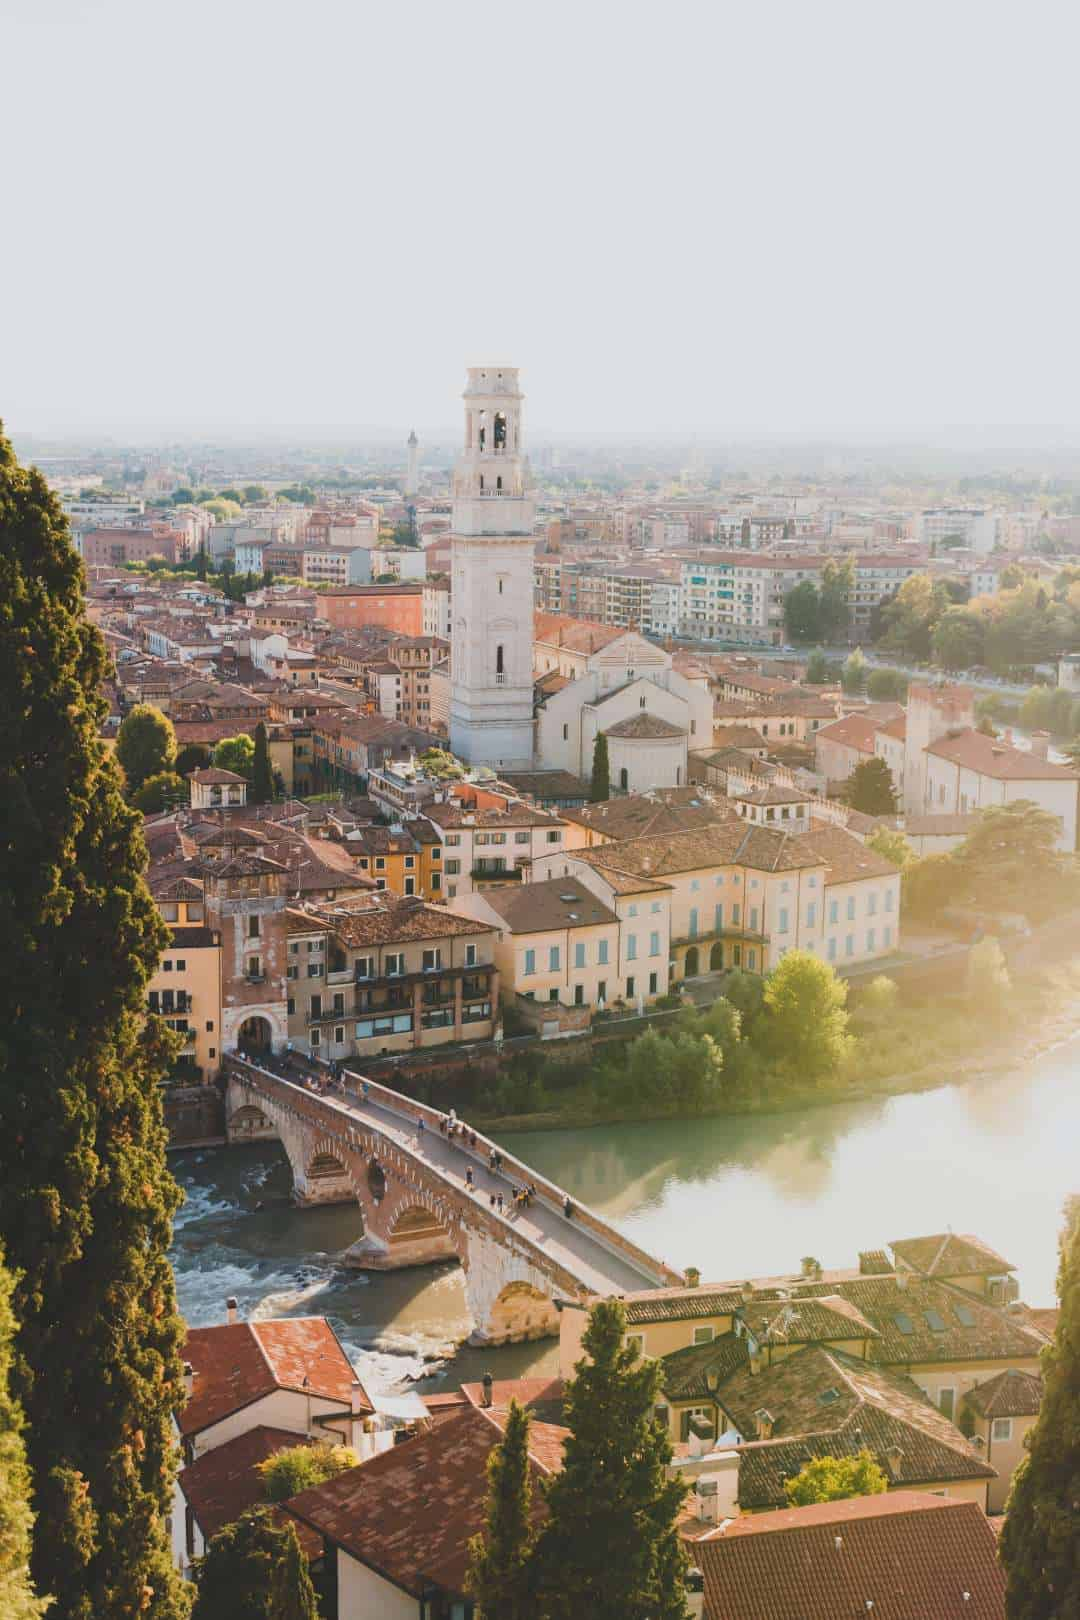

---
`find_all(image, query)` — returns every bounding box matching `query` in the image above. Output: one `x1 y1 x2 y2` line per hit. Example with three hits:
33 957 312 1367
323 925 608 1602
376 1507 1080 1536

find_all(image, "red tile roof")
697 1492 1005 1620
288 1402 567 1599
180 1317 369 1437
890 1233 1015 1280
814 713 879 754
925 729 1079 781
964 1368 1043 1419
178 1426 325 1557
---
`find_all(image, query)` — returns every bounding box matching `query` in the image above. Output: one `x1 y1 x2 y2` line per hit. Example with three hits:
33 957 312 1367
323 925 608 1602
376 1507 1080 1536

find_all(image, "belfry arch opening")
496 644 504 677
493 411 507 449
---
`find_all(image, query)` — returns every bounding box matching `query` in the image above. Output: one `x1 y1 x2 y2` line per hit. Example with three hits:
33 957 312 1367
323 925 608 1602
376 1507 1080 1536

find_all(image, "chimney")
182 1361 194 1400
1030 730 1050 761
481 1372 494 1409
684 1266 701 1289
225 1296 239 1325
685 1566 705 1620
884 1443 904 1479
834 1535 843 1552
753 1407 774 1441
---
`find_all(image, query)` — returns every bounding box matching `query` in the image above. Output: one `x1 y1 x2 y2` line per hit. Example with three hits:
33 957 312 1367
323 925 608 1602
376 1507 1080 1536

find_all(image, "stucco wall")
337 1549 416 1620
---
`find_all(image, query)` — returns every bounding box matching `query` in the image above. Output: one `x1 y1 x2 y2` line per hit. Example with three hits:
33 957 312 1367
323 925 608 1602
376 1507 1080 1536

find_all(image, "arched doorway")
709 942 724 971
238 1015 272 1054
684 946 700 978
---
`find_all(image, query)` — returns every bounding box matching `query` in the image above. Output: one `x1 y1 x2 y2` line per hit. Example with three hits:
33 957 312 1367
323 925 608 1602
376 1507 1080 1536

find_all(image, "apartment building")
147 875 222 1081
419 797 567 901
285 893 498 1063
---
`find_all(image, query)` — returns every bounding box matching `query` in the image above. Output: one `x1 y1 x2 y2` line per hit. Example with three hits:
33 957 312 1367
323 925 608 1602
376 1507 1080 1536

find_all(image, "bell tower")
449 366 536 769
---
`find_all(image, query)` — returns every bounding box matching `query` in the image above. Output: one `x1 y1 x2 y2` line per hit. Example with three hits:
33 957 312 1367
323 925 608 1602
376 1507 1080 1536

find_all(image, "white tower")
405 429 419 497
449 367 536 769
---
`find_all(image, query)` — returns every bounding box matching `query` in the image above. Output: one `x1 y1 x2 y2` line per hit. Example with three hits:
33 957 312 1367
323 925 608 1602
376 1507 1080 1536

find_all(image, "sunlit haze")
5 0 1079 440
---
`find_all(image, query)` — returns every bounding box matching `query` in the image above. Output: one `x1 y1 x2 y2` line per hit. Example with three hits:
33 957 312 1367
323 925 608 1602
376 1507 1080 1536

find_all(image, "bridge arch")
237 1015 274 1053
228 1102 272 1137
487 1280 559 1343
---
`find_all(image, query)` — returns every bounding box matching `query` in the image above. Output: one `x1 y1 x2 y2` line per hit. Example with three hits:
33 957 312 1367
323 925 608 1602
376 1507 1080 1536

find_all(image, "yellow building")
961 1368 1043 1513
348 824 444 901
147 875 222 1081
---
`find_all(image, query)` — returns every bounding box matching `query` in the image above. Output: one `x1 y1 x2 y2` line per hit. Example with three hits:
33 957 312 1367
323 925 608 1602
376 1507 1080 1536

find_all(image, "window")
445 859 460 875
828 899 839 925
847 896 856 921
386 953 405 976
778 908 789 933
867 892 878 917
991 1417 1013 1442
515 831 530 844
404 855 415 869
375 857 386 871
626 976 635 997
563 723 569 740
597 939 609 965
430 872 441 891
524 948 536 976
574 984 584 1005
649 931 660 957
547 829 561 843
422 948 442 972
867 928 876 952
307 962 323 977
692 1325 715 1346
628 904 638 918
807 902 816 927
626 934 637 961
845 934 854 957
732 904 741 925
465 943 478 966
885 888 894 912
549 946 560 971
175 959 186 972
445 833 461 846
750 907 759 932
248 915 260 939
162 960 172 973
827 937 837 962
651 900 662 912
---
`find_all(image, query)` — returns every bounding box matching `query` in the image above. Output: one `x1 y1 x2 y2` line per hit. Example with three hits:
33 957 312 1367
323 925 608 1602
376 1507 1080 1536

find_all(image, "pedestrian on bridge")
465 1167 474 1191
417 1116 425 1137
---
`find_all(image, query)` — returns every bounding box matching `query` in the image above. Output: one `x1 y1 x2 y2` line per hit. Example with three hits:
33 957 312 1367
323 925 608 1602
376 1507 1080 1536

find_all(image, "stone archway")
486 1281 559 1344
684 945 700 978
308 1149 348 1182
709 942 724 971
238 1015 273 1054
229 1102 271 1138
367 1160 387 1203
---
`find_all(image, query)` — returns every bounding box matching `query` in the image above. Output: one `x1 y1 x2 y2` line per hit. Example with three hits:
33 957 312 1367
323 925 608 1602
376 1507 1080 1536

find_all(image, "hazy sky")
3 1 1077 439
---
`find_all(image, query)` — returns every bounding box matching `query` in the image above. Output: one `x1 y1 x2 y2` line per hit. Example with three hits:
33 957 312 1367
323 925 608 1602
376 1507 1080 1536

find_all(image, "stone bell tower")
449 366 536 770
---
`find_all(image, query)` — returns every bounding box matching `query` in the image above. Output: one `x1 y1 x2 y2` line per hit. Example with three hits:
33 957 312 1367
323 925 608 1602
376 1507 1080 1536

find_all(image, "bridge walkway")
232 1053 675 1299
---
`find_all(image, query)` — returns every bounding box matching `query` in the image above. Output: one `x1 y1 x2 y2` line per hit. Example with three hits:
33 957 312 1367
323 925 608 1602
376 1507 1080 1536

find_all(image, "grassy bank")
470 958 1080 1135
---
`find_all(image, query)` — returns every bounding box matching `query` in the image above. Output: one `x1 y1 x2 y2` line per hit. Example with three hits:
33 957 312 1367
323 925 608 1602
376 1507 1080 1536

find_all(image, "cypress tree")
0 1247 50 1620
1000 1197 1080 1620
116 703 177 795
0 427 189 1620
251 721 274 804
590 731 610 802
466 1398 535 1620
531 1299 688 1620
193 1508 317 1620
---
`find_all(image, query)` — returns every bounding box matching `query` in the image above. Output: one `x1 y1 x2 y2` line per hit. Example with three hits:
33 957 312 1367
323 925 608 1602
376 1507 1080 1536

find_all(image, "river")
170 1031 1080 1396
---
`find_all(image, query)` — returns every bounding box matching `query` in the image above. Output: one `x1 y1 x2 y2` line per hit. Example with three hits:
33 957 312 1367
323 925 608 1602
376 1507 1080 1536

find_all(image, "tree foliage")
251 722 274 804
132 770 188 813
760 951 852 1081
966 936 1011 1005
866 826 912 868
783 580 822 643
804 648 832 685
784 1450 888 1507
841 756 897 815
0 426 188 1619
212 733 255 780
865 667 908 702
840 647 867 694
175 744 211 778
531 1300 688 1620
466 1399 536 1620
0 1249 50 1620
590 731 610 802
256 1441 357 1503
117 703 177 794
192 1508 317 1620
1000 1199 1080 1620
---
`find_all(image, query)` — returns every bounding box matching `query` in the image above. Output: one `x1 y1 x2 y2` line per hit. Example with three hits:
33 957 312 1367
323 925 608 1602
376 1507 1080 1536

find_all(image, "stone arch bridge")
224 1055 681 1345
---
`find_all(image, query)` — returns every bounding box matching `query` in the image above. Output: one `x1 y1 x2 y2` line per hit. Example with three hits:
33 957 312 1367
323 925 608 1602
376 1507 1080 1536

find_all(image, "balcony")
471 865 523 883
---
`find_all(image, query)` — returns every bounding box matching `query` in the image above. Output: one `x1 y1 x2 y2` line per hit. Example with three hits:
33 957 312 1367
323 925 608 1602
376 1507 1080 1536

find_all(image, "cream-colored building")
453 875 629 1013
147 874 222 1081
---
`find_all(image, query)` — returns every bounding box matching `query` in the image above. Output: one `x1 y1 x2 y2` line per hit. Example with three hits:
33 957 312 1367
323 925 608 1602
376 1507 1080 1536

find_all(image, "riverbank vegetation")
469 949 1080 1134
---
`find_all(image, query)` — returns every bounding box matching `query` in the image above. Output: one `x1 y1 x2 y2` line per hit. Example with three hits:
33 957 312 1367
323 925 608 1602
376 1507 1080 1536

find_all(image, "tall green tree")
1000 1198 1080 1620
0 1249 50 1620
251 722 274 804
212 733 255 780
132 770 188 814
840 647 867 694
804 648 831 685
466 1399 536 1620
841 756 898 815
0 427 189 1620
117 703 177 794
818 558 853 641
759 950 852 1081
783 580 821 643
531 1299 688 1620
590 731 610 802
192 1508 317 1620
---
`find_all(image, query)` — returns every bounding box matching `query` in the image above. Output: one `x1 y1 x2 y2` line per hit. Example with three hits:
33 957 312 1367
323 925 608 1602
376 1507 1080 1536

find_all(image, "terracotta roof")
497 770 590 801
422 801 562 830
1016 1304 1058 1339
561 793 735 843
790 824 899 886
286 893 495 947
178 1426 324 1557
190 766 249 785
618 1286 744 1326
717 1347 994 1507
742 1295 880 1346
877 714 907 741
925 729 1079 781
661 1331 751 1399
533 611 625 653
287 1402 566 1599
571 819 848 883
180 1317 368 1438
469 875 617 933
793 1274 1042 1367
964 1368 1043 1419
604 712 686 740
890 1233 1015 1280
814 713 879 754
697 1493 1006 1620
713 724 769 750
731 785 809 806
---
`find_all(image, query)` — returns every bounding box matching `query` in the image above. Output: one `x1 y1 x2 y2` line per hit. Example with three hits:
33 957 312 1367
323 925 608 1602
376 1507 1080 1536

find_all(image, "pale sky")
3 0 1078 440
